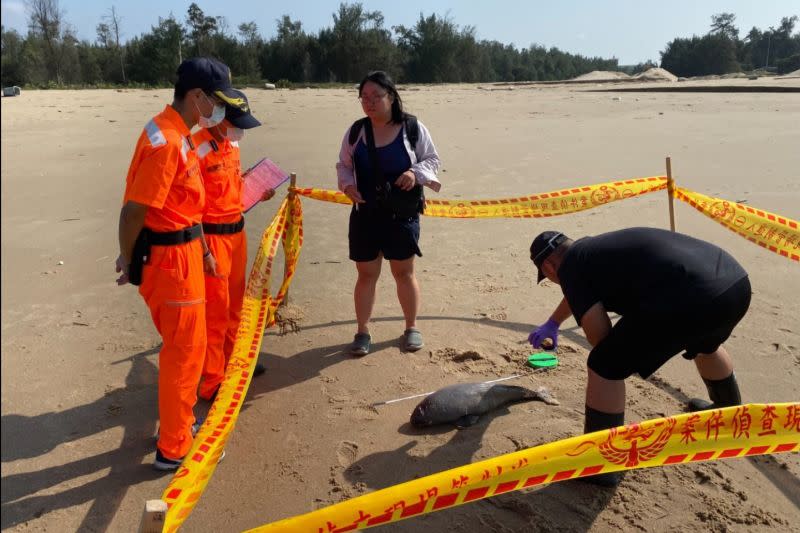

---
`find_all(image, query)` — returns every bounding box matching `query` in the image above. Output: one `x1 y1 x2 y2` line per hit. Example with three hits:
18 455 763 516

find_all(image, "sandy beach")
2 78 799 532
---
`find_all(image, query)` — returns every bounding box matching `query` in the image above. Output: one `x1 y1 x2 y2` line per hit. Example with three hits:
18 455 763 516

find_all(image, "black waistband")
146 224 202 245
202 217 245 235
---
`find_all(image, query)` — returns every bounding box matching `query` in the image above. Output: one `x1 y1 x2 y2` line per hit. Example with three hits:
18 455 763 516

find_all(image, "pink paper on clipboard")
242 158 290 212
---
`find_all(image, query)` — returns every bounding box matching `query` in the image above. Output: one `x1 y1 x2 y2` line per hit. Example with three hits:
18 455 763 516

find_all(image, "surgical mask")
196 93 225 128
224 126 244 142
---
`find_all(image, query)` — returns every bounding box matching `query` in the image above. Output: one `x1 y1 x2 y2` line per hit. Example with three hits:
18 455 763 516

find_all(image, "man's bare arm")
580 302 612 347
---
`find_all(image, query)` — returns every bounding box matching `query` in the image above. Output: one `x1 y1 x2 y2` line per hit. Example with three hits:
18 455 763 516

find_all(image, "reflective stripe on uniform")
145 119 166 147
180 137 192 163
197 141 213 160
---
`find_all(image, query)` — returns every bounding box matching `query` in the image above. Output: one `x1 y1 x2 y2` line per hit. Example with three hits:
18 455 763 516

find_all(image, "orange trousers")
199 231 247 399
139 239 206 460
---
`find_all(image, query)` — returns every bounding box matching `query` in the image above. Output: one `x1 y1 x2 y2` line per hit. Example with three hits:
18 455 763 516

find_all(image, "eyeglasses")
359 93 388 104
532 233 564 265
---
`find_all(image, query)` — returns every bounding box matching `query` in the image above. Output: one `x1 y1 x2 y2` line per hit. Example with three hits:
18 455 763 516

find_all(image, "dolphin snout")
410 406 430 427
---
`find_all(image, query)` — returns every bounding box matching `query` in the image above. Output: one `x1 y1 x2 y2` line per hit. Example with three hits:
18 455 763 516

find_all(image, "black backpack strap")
404 114 419 150
348 117 369 146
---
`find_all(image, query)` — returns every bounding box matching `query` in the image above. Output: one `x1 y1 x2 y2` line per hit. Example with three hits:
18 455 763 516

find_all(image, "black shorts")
348 207 422 262
587 276 751 380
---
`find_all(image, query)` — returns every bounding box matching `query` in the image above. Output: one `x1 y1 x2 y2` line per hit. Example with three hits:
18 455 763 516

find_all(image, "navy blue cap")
530 231 568 283
223 89 261 129
176 57 238 99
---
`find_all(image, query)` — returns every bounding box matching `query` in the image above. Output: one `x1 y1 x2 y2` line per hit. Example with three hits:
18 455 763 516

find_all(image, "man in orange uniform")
193 89 272 401
116 57 241 471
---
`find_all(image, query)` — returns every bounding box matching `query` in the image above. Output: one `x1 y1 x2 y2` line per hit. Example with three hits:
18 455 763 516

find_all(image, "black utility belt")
128 224 201 286
147 224 202 245
202 217 245 235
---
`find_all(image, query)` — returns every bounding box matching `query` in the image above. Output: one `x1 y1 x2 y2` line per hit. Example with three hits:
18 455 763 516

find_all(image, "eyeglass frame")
358 92 389 105
531 232 565 265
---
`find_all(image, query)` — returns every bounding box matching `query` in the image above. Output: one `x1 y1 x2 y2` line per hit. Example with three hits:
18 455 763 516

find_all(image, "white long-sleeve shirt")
336 119 442 193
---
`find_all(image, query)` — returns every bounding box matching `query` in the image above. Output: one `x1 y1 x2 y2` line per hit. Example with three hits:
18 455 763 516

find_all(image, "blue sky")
2 0 797 64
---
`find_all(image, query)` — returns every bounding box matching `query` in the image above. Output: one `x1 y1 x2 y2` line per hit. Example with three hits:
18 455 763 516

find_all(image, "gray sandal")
403 328 424 351
350 333 371 356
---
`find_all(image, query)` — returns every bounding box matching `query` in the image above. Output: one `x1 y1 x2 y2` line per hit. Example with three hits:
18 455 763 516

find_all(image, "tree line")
660 13 800 77
1 2 798 89
0 1 618 87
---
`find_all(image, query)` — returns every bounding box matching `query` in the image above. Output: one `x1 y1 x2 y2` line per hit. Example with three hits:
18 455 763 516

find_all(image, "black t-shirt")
557 227 747 324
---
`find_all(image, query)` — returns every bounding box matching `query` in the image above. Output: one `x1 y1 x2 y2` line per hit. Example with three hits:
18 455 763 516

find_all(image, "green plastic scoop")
527 351 558 369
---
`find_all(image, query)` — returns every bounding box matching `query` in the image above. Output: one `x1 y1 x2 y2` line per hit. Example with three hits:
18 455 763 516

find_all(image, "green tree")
125 14 185 85
322 3 397 82
236 21 262 80
710 13 739 41
103 6 126 83
261 16 314 82
661 34 739 76
186 3 217 56
395 13 462 82
26 0 68 83
1 26 27 85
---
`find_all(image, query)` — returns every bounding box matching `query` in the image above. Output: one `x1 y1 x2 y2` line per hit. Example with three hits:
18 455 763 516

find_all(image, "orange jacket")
193 128 243 224
123 105 204 232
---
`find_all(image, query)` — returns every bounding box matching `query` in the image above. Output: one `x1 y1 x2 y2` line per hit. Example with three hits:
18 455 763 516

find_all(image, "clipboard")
241 158 290 212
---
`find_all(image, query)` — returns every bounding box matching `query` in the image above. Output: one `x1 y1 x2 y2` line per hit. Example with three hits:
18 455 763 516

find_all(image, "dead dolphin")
410 382 558 428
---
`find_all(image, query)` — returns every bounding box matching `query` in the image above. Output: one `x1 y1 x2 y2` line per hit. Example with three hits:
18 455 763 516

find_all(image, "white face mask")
196 93 225 128
224 126 244 142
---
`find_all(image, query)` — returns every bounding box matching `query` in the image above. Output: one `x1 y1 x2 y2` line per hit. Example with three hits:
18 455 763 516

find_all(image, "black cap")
530 231 568 283
222 89 261 129
176 57 239 100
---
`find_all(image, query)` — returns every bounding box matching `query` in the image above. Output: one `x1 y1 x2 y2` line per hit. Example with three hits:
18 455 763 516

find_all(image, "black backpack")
347 114 420 150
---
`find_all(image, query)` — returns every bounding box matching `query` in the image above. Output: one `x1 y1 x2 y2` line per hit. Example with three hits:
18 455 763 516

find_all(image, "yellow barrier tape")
293 176 667 218
161 195 304 531
247 403 799 532
150 181 799 530
675 187 800 262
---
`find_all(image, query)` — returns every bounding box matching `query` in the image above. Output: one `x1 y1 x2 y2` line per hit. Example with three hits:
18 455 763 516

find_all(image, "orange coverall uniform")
123 105 206 460
193 129 247 400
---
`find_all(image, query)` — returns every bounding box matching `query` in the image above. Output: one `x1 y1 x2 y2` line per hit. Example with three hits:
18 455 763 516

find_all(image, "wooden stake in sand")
282 172 298 307
666 156 676 231
372 374 524 407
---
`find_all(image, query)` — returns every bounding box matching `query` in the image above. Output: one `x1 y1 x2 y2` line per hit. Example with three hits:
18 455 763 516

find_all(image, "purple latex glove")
528 318 559 349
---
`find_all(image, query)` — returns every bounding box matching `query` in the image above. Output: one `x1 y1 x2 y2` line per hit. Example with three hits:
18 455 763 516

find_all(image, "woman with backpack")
336 70 442 356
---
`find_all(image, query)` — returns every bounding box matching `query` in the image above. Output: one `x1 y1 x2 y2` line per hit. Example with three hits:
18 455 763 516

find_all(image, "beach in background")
1 78 799 532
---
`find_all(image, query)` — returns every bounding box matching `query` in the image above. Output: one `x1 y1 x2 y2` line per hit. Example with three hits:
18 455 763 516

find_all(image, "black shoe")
687 373 741 412
254 362 266 376
349 333 371 356
153 449 184 471
687 398 714 411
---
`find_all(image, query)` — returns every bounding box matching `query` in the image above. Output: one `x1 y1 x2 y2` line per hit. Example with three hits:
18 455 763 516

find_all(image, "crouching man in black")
528 228 750 486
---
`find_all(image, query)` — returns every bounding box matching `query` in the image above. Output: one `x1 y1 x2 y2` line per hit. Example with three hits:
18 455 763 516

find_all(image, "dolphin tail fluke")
528 386 560 405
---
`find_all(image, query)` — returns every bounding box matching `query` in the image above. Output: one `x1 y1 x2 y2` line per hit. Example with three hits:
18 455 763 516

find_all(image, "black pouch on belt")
128 229 151 286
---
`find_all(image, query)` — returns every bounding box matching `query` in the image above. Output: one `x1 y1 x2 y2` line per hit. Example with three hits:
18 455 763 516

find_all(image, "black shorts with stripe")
587 276 751 380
